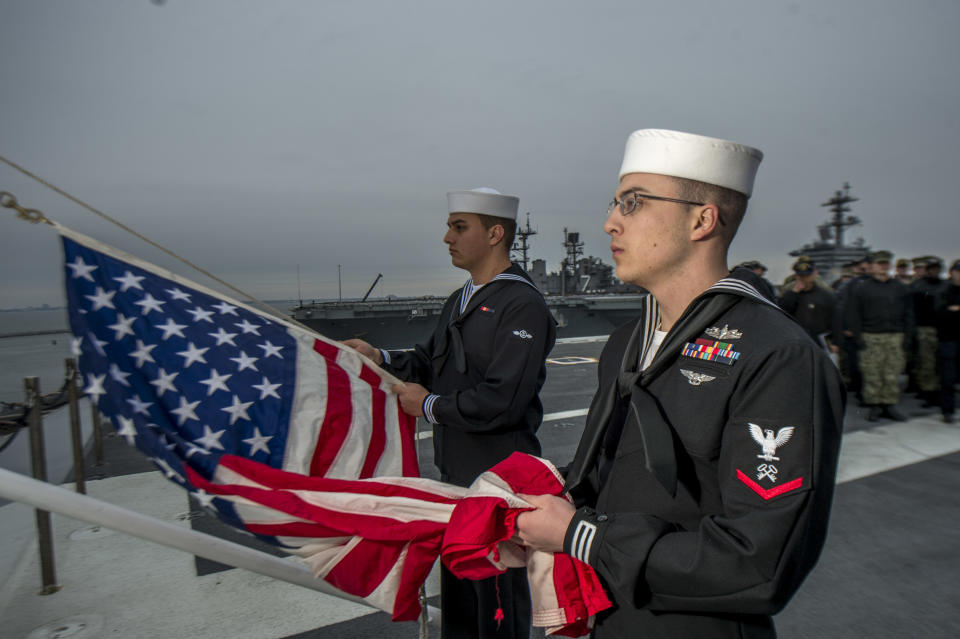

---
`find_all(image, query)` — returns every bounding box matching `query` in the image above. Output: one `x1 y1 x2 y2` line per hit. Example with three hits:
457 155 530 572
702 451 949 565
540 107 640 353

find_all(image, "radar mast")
511 212 537 271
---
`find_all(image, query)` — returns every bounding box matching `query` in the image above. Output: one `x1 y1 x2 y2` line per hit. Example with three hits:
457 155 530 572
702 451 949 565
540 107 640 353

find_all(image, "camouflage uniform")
860 333 906 405
911 270 945 394
848 253 913 410
915 326 940 392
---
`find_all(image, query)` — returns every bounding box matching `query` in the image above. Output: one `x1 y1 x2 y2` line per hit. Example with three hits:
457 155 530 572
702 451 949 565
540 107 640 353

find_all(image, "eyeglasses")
607 191 704 217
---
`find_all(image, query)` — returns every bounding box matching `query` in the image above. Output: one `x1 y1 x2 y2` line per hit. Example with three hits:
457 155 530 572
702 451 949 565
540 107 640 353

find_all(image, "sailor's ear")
690 204 721 241
488 223 505 246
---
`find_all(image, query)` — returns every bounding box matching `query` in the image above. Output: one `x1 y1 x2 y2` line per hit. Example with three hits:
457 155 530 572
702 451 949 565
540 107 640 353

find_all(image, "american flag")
60 226 444 620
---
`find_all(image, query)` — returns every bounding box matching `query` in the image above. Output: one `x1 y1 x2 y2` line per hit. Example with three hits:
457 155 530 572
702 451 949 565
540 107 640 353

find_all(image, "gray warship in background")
789 182 871 284
291 215 645 349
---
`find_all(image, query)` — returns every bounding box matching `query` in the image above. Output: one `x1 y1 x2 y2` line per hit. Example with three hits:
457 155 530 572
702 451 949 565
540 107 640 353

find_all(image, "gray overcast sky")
2 0 958 308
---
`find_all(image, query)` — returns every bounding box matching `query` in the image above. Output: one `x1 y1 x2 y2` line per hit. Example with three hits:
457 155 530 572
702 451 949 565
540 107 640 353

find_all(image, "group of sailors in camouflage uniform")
746 253 960 424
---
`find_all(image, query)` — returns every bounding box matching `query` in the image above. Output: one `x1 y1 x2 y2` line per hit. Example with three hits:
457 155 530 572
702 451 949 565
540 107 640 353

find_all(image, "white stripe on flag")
326 346 375 479
284 329 331 474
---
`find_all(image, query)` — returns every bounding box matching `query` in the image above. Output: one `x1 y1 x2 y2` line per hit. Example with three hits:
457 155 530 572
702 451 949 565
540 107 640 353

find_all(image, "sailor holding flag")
346 187 556 638
516 129 845 637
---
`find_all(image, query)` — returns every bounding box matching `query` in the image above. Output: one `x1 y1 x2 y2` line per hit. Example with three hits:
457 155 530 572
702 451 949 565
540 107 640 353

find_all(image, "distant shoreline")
0 328 71 339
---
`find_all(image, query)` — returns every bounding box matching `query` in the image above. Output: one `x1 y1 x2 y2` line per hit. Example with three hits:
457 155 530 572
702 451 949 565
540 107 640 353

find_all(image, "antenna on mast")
511 212 537 271
820 182 860 248
560 228 584 296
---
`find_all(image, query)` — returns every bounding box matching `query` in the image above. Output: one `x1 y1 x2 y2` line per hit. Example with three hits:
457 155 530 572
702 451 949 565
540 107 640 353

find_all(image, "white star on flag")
170 396 201 425
71 336 83 357
116 415 138 445
185 443 211 459
212 301 238 316
199 369 232 396
134 292 166 316
209 327 238 346
235 319 261 335
166 287 192 302
129 339 158 368
243 427 273 456
113 270 145 292
230 351 259 372
258 340 284 358
126 396 153 416
191 488 216 508
149 368 179 396
194 425 227 451
221 394 253 425
186 306 215 323
156 317 187 340
176 342 209 368
67 256 97 281
252 376 281 400
85 286 116 311
107 313 137 340
87 332 108 356
109 363 132 387
84 373 107 403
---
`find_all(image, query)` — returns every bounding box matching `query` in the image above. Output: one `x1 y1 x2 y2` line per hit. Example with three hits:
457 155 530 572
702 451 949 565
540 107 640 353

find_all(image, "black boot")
884 405 908 422
867 405 882 422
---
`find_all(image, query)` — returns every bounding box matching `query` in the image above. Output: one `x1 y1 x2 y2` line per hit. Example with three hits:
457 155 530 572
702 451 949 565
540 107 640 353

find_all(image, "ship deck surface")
2 338 960 638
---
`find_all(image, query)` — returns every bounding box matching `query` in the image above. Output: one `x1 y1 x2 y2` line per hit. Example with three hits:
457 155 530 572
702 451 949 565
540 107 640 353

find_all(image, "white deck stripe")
543 408 589 422
834 416 960 483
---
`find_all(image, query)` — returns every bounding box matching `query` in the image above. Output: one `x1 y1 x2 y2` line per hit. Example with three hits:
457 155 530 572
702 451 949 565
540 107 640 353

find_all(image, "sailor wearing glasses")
515 129 844 638
345 187 556 639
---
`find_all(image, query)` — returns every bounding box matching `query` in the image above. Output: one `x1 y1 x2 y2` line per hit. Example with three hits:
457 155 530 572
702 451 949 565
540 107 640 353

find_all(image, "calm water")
0 309 73 404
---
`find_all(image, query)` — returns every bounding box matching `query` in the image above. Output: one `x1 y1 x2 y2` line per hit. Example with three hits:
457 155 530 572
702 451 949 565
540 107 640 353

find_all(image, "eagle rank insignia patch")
749 424 794 461
681 369 716 386
735 423 805 501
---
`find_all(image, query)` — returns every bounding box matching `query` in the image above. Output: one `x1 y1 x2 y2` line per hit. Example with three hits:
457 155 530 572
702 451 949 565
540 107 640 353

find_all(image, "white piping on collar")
707 276 779 308
458 272 538 314
637 294 661 368
636 277 771 367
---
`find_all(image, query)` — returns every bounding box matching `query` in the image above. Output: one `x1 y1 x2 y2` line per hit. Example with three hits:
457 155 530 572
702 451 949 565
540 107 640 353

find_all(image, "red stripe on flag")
325 538 406 597
244 517 448 542
393 538 444 621
398 406 418 477
736 469 804 500
216 456 460 504
358 364 387 479
311 339 354 476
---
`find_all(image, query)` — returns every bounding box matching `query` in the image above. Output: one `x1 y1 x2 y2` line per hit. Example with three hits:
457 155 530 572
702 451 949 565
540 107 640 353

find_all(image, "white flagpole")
0 467 371 605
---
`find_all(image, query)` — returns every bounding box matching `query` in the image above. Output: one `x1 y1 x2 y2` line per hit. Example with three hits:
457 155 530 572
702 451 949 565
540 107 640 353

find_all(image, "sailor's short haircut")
476 214 516 254
670 176 748 244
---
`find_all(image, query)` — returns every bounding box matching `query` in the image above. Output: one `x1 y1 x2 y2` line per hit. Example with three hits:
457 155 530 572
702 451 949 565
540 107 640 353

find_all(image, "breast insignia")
705 324 743 340
681 368 716 386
